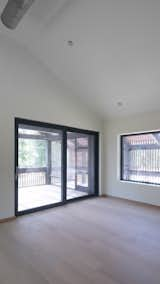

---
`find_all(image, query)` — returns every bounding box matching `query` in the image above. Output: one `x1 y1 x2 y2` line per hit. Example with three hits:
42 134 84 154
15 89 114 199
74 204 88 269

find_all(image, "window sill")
119 179 160 188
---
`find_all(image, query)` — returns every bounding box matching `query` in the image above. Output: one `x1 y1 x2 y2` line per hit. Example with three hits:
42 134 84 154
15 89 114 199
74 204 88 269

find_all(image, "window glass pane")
121 132 160 185
67 132 95 199
19 139 47 168
18 124 62 212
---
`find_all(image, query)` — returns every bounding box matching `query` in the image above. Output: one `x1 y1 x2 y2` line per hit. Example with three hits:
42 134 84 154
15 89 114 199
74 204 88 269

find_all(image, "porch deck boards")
18 185 87 211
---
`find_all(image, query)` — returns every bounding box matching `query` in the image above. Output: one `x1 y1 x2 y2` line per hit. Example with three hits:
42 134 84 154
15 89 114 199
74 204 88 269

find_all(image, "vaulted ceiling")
0 0 160 118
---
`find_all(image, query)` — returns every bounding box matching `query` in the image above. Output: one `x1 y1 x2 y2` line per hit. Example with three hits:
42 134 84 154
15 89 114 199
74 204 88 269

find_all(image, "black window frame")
120 130 160 186
15 117 99 216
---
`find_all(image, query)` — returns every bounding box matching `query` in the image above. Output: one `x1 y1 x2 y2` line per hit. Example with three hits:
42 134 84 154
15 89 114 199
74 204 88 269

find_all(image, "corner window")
120 131 160 185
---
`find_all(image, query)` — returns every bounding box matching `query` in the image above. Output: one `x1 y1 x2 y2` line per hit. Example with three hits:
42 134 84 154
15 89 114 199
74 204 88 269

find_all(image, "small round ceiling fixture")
117 101 123 107
67 40 74 47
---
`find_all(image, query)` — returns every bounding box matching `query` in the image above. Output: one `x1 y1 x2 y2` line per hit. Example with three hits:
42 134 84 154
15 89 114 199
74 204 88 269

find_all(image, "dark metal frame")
15 117 99 216
120 130 160 186
120 135 124 182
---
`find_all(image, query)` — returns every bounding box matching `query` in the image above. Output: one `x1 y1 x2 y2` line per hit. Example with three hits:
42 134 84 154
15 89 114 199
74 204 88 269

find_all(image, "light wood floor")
0 197 160 284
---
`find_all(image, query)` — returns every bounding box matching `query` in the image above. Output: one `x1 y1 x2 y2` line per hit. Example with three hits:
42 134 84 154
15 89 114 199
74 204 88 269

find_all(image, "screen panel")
121 132 160 185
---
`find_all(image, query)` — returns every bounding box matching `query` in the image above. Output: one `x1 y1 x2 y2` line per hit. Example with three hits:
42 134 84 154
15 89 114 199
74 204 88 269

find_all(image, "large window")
121 131 160 185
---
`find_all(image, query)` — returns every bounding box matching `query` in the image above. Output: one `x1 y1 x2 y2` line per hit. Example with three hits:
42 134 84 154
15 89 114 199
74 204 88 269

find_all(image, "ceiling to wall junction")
0 0 160 119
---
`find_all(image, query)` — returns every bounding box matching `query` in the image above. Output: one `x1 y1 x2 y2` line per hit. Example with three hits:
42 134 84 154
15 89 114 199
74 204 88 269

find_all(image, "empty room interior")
0 1 160 283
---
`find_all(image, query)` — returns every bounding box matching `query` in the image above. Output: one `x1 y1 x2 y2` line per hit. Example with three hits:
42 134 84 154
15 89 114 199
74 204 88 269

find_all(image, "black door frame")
15 118 99 216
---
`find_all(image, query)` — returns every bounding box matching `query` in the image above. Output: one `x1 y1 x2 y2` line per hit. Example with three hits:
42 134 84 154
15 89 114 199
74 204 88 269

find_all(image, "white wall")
104 112 160 206
0 34 103 219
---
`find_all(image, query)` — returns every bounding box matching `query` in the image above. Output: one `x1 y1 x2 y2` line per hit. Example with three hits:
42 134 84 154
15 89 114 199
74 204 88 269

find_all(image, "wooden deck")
18 185 87 211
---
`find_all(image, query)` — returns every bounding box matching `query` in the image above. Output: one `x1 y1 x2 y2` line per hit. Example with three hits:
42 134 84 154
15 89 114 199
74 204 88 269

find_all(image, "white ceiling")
1 0 160 118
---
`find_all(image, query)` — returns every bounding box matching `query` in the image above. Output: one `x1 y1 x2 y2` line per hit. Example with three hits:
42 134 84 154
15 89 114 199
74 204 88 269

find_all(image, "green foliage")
18 139 47 168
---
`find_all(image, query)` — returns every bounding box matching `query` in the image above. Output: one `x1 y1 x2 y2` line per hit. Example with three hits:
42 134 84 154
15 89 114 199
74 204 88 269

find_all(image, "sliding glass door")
16 123 62 213
67 132 96 200
15 118 99 215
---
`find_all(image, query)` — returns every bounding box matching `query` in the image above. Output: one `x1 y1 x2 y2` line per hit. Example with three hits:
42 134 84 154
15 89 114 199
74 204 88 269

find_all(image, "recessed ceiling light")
67 40 74 46
117 101 123 107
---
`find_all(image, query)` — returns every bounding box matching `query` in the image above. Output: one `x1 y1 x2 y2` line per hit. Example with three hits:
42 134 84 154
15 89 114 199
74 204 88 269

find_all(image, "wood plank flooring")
0 197 160 284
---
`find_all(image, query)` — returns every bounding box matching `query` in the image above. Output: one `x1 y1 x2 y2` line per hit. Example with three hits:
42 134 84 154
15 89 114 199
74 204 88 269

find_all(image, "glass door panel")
67 132 95 200
17 123 62 213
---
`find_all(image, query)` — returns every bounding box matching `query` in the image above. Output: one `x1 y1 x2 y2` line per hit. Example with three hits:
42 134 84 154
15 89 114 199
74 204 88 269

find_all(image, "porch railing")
18 168 47 188
18 167 88 188
18 167 62 188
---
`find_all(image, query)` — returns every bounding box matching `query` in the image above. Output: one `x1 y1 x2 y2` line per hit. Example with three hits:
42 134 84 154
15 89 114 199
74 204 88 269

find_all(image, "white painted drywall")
104 112 160 206
0 34 103 219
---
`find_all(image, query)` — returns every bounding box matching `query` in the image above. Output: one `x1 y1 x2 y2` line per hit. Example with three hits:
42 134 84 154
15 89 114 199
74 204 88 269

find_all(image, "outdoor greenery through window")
19 139 47 168
121 131 160 185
